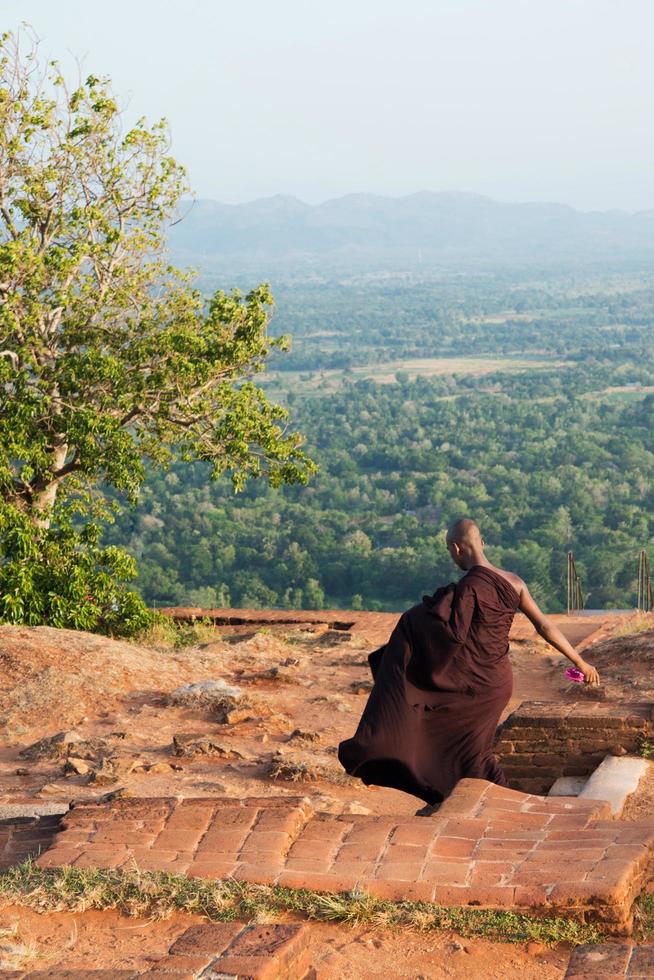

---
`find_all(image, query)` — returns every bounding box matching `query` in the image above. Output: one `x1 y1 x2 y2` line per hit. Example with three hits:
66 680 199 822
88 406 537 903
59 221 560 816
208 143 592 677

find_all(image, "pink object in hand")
565 666 585 683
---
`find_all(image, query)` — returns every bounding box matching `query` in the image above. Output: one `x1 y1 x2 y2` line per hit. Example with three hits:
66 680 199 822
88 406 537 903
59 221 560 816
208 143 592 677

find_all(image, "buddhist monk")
338 518 600 811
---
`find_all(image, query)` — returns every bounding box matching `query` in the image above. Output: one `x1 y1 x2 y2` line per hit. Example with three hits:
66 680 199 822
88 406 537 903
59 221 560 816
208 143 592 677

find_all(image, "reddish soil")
621 762 654 822
0 610 652 977
0 905 568 977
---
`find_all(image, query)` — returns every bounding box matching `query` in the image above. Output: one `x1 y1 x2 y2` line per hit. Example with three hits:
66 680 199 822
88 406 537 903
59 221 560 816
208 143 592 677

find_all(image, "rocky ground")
0 611 652 977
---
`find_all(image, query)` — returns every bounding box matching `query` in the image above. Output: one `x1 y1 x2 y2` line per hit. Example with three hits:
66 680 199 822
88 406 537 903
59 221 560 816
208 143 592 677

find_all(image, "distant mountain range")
167 191 654 272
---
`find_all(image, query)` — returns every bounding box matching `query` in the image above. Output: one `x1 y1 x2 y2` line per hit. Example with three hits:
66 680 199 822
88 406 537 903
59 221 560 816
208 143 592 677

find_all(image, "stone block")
578 756 651 816
0 803 69 820
195 830 248 853
24 973 135 979
375 862 425 881
289 838 341 860
440 818 488 838
628 946 654 977
564 942 631 977
385 842 430 862
168 922 243 956
390 822 440 846
254 808 310 835
421 861 471 884
148 952 216 971
34 846 85 868
358 877 436 902
223 923 308 963
185 859 236 879
548 776 588 796
429 836 477 859
235 860 286 883
162 807 214 834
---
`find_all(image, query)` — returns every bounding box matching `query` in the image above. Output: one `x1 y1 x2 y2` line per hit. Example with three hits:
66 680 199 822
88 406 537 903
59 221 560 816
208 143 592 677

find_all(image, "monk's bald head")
446 519 485 570
446 518 482 547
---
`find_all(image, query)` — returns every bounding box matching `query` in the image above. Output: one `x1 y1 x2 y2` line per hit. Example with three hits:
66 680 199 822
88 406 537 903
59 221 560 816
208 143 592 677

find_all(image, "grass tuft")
0 921 41 969
134 615 219 650
635 890 654 937
0 860 616 946
610 617 654 640
267 755 355 786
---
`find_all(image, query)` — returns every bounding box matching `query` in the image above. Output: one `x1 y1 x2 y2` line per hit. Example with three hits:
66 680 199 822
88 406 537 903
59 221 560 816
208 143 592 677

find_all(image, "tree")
0 30 316 631
304 577 325 609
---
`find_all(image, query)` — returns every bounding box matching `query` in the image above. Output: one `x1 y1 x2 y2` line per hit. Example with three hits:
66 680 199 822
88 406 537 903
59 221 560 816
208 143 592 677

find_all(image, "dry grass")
267 753 355 786
0 861 608 947
592 620 654 671
135 617 220 649
0 922 41 970
610 618 654 640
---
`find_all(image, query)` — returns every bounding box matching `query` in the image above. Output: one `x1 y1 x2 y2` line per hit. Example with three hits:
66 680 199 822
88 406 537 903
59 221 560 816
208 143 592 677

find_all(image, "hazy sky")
4 1 654 210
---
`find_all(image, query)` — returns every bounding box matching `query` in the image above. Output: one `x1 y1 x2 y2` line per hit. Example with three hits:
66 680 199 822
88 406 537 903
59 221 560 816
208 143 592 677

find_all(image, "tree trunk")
29 443 69 529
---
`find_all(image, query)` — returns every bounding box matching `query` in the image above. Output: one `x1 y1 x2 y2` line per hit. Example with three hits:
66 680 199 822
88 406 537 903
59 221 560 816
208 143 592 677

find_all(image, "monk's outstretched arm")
518 587 601 686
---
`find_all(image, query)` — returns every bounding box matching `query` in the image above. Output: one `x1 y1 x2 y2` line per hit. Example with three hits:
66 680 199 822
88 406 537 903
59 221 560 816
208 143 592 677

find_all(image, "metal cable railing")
566 551 584 615
637 549 653 613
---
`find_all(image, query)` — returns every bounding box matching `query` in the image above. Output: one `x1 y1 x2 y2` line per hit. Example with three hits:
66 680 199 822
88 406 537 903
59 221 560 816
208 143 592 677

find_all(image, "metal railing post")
637 550 652 613
567 551 584 614
567 551 573 615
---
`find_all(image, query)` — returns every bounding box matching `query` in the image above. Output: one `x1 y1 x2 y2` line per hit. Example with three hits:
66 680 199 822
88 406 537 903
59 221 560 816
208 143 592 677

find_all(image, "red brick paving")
0 814 61 869
18 922 311 978
23 973 136 979
33 779 654 934
565 943 654 977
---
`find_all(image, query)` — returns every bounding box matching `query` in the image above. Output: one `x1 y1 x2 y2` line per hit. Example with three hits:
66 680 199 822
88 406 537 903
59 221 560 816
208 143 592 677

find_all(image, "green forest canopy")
103 266 654 614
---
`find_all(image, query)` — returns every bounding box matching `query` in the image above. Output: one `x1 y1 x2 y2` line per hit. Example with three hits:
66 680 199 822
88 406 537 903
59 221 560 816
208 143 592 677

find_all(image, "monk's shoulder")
493 567 526 596
466 565 525 600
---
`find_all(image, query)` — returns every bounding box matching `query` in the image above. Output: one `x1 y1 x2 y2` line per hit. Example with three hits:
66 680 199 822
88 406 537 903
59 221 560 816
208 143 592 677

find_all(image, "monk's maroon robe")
338 565 520 805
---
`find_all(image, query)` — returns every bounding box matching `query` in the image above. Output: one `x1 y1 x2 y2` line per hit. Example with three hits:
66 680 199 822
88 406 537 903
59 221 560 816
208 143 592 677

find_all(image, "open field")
263 355 571 393
580 384 654 402
354 356 570 384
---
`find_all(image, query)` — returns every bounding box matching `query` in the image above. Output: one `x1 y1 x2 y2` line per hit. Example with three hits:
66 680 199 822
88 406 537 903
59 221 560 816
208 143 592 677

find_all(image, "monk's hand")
579 661 600 686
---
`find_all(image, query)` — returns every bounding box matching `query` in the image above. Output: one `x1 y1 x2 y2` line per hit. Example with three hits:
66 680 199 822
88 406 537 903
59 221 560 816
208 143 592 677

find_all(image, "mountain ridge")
168 190 654 270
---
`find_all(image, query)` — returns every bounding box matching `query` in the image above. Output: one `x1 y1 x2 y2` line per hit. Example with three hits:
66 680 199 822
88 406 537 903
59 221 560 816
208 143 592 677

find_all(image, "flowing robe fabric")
338 565 520 805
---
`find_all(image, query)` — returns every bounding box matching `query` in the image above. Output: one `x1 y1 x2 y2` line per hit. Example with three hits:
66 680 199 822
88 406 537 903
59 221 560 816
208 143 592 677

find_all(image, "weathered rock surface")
268 749 355 785
20 731 110 761
0 625 228 738
172 733 248 759
288 728 322 744
166 678 268 724
165 679 243 707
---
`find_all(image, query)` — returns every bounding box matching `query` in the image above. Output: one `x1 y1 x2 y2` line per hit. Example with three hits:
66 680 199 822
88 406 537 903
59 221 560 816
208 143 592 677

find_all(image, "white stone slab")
0 802 69 820
578 755 651 816
548 775 587 797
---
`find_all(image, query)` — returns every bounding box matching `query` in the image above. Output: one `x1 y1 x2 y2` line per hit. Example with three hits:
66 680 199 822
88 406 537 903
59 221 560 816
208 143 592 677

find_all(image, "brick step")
0 814 61 869
12 922 311 979
496 700 654 795
32 780 654 934
565 943 654 977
